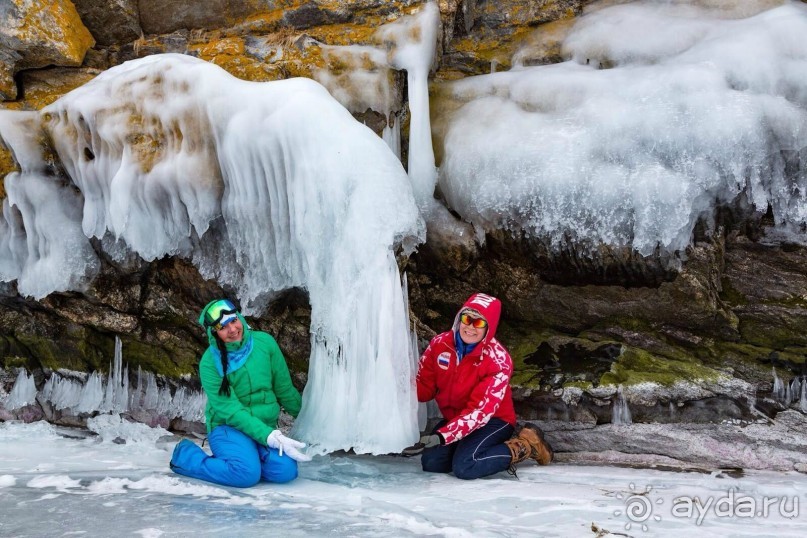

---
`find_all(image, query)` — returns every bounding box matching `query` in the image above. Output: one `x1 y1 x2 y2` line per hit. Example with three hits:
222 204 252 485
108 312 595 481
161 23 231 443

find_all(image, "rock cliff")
2 0 807 468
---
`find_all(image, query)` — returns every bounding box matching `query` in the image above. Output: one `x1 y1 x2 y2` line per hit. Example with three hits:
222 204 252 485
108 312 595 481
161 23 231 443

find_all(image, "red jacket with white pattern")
416 293 517 444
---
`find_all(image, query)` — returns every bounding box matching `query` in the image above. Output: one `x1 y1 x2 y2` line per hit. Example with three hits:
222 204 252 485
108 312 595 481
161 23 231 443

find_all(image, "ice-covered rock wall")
436 1 807 258
312 2 442 214
1 337 207 424
376 2 441 211
0 53 424 454
5 0 807 459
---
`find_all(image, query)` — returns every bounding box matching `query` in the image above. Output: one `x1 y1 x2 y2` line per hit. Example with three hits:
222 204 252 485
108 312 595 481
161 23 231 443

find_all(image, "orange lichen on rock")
13 0 95 64
234 3 301 35
123 113 163 175
305 23 379 46
437 25 535 79
189 36 283 81
193 36 246 58
9 69 100 112
0 147 15 199
513 17 577 67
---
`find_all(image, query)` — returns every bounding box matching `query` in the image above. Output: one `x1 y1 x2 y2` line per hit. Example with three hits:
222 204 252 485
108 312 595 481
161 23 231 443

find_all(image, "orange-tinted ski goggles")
460 313 488 329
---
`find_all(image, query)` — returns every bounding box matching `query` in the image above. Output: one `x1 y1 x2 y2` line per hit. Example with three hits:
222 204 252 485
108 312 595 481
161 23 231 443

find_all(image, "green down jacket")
199 331 302 445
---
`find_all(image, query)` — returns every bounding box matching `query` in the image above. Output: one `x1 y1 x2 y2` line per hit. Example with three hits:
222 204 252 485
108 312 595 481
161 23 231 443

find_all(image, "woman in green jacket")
170 299 310 487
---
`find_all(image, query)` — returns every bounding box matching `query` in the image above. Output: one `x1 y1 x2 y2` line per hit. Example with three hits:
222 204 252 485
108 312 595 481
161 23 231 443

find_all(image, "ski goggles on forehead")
202 299 239 330
460 313 488 329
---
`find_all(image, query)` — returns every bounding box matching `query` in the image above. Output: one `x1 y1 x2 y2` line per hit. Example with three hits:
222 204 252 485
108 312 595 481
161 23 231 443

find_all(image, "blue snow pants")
170 425 298 488
420 417 515 480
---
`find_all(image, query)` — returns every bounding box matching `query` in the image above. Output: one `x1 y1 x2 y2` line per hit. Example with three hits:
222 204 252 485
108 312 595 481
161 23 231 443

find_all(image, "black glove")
420 434 442 448
401 433 444 456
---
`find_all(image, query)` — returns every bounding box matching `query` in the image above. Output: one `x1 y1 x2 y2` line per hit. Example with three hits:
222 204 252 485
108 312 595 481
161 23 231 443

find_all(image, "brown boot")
515 423 554 465
505 436 531 466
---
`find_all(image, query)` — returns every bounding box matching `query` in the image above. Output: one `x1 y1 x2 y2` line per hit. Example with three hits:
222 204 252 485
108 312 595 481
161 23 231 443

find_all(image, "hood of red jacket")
452 292 501 346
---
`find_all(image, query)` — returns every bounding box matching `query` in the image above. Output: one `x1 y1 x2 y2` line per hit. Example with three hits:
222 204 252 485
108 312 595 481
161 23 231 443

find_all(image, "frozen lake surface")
1 419 805 537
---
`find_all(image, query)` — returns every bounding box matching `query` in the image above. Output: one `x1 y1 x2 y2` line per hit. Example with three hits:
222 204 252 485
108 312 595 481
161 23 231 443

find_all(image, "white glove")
267 430 312 462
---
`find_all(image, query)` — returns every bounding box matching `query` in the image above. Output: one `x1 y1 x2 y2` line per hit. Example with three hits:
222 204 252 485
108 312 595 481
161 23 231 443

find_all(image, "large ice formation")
0 52 424 454
437 1 807 257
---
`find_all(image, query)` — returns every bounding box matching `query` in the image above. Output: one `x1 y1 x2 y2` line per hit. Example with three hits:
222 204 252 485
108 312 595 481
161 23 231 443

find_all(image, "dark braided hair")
214 334 232 396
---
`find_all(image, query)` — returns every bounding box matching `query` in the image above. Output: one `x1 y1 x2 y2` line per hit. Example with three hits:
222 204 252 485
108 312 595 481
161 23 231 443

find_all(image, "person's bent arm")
265 334 302 418
436 346 512 445
200 354 273 444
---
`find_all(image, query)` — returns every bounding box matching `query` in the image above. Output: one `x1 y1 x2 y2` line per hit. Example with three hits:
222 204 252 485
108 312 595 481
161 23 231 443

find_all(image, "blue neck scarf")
454 331 479 363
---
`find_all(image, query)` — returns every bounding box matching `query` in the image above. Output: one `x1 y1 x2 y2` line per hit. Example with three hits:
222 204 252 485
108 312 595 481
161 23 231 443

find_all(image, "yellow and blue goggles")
199 299 239 331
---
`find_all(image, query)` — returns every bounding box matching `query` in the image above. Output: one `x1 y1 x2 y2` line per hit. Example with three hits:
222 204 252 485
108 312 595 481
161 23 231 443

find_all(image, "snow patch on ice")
125 474 232 498
86 414 170 444
27 475 82 490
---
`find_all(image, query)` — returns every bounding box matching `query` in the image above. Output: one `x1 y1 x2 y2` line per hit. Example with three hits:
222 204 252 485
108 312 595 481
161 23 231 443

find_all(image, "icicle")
20 337 207 424
179 391 207 422
11 51 424 453
102 337 128 413
156 386 173 415
612 385 632 425
119 365 130 412
100 368 114 412
129 366 144 410
381 116 401 160
800 377 807 413
45 373 84 411
4 369 37 410
790 377 801 404
75 372 104 413
170 387 187 419
40 375 55 404
375 2 440 210
143 373 159 410
772 367 785 403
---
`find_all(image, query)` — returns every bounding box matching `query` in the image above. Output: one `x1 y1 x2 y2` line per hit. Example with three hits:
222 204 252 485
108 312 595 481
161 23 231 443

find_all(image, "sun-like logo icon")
613 483 663 532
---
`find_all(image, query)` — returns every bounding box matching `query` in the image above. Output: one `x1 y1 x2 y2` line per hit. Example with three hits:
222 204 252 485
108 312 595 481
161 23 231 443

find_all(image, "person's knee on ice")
451 458 479 480
261 448 299 483
227 458 262 488
421 447 452 474
270 460 298 484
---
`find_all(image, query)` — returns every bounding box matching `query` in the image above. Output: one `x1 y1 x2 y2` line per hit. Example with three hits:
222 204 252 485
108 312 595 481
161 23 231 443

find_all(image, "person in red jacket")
407 292 553 479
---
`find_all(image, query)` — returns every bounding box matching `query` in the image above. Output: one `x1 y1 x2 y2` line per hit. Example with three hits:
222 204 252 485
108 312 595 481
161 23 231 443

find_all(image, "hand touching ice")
267 430 312 462
401 434 443 456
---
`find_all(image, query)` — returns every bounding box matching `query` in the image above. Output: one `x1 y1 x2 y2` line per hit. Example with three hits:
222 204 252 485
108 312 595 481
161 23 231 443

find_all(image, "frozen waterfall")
0 53 424 454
